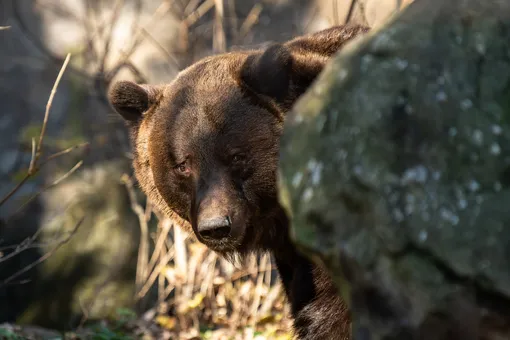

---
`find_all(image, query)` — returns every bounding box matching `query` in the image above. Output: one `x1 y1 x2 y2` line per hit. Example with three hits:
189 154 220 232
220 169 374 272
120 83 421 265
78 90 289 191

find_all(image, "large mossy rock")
279 0 510 338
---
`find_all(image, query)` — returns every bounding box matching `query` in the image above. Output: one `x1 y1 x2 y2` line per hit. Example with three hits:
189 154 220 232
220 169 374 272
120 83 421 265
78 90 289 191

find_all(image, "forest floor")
0 234 294 340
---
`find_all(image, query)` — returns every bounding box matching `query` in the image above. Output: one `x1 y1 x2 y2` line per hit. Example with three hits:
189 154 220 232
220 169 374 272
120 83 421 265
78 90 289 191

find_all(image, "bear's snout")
193 175 247 249
197 216 231 240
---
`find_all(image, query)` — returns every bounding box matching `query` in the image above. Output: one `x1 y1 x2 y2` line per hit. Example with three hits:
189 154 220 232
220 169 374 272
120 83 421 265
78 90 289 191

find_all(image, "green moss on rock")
279 0 510 338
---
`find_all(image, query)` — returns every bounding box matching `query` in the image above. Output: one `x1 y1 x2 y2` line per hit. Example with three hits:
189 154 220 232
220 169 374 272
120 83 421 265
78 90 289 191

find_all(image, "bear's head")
108 26 368 256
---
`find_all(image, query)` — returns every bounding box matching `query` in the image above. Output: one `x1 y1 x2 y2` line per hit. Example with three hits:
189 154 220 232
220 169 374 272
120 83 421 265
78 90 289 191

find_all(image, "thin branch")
0 142 87 209
121 174 150 293
226 0 238 43
7 161 84 221
12 0 94 88
141 28 180 68
213 0 226 53
184 0 202 17
356 0 369 26
0 217 52 263
237 4 262 44
98 0 125 76
344 0 358 25
32 53 71 173
0 177 31 208
29 138 36 172
0 26 11 30
258 281 283 318
105 0 174 83
333 0 339 26
0 216 85 287
183 0 215 27
39 142 89 167
146 218 172 279
137 247 175 300
1 52 73 207
303 2 320 33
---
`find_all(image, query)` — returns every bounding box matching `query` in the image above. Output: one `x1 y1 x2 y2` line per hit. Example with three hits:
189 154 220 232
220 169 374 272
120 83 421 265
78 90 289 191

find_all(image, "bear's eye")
231 154 245 164
175 160 190 175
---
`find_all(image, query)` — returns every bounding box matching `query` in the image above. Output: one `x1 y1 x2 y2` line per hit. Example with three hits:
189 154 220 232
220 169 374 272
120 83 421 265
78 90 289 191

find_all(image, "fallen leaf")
155 315 176 329
187 293 205 309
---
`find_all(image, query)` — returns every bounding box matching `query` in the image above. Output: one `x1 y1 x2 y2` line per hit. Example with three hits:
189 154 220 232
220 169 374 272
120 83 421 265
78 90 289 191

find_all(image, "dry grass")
121 175 294 340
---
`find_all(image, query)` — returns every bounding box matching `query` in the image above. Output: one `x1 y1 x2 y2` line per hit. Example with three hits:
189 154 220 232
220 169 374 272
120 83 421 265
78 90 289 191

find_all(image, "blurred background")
0 0 411 339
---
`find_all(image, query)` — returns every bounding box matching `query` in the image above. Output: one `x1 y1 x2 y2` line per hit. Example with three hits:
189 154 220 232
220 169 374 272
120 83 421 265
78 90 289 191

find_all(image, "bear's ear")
108 80 161 122
240 43 293 103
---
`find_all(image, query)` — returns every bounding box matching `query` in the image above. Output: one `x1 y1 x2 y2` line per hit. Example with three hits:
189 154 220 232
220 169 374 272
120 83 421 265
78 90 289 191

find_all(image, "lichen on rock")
279 0 510 338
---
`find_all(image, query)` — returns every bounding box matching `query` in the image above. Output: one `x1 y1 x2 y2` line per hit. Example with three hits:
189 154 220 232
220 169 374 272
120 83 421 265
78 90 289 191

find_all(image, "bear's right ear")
108 81 161 122
240 43 293 104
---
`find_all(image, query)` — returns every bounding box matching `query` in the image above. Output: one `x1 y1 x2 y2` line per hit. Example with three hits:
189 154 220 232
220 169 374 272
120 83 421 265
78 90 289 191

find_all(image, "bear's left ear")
240 43 293 104
108 80 162 122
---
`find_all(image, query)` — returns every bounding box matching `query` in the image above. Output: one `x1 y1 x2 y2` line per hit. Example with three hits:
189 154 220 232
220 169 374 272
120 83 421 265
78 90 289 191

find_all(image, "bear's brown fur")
108 25 369 339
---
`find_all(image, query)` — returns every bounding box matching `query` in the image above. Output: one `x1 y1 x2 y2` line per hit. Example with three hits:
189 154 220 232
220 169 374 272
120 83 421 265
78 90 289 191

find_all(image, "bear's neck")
272 238 317 316
267 209 332 310
266 208 350 338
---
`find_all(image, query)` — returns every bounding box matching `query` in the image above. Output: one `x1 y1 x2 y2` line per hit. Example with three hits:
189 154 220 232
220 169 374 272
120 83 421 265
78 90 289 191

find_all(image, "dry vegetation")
120 174 294 339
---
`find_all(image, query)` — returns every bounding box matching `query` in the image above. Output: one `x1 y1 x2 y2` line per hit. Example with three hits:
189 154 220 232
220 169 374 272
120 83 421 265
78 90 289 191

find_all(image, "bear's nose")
197 216 232 240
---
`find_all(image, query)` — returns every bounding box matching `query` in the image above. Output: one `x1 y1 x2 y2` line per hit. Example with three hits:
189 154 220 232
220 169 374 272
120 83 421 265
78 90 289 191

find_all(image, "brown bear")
108 25 369 339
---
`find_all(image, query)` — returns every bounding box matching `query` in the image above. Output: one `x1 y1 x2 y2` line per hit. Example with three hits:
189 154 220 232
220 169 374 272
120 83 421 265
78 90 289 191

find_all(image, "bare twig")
226 0 238 42
333 0 340 26
141 28 180 68
237 4 262 44
184 0 203 17
33 53 71 171
0 240 39 264
183 0 215 27
8 161 84 220
0 203 71 262
344 0 358 25
137 247 175 300
0 26 11 30
121 174 150 293
0 54 72 208
105 0 174 83
39 142 89 167
146 218 172 278
29 138 36 171
250 253 268 325
213 0 226 53
0 177 31 208
0 216 85 287
1 143 88 217
174 223 188 284
12 0 96 89
303 2 320 32
258 281 283 317
98 0 125 76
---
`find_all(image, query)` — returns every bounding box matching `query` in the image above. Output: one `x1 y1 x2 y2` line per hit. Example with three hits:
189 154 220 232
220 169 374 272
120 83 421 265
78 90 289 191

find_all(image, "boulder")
279 0 510 338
